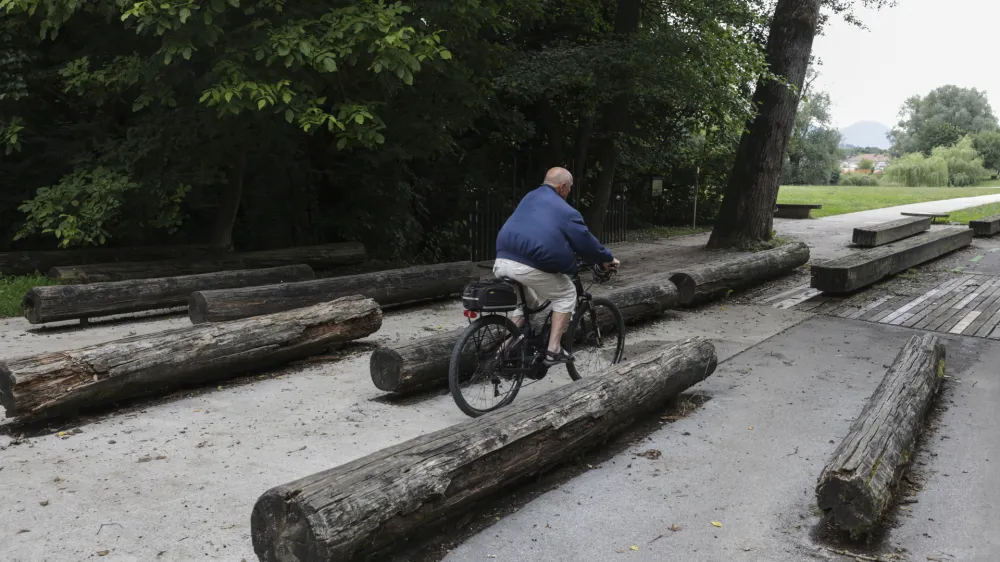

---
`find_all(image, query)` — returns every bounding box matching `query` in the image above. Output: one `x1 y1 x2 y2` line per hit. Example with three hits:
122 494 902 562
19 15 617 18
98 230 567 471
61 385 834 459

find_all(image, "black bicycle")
448 262 626 417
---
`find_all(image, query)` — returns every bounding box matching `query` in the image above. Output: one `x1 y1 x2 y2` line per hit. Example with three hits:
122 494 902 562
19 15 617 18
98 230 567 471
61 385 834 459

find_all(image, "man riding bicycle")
494 167 621 367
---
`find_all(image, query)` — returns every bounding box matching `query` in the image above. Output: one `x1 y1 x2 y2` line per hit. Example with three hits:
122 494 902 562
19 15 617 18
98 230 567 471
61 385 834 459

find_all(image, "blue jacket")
496 185 614 274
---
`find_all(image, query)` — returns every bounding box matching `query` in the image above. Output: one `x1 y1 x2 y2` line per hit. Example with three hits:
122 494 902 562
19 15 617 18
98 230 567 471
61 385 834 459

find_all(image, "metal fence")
469 191 628 262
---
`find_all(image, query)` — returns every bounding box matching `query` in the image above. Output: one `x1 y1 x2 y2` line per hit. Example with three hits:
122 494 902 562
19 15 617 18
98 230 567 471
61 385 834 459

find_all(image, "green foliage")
857 158 874 171
838 173 880 186
971 130 1000 171
783 72 841 186
0 274 57 318
890 85 999 155
884 152 950 187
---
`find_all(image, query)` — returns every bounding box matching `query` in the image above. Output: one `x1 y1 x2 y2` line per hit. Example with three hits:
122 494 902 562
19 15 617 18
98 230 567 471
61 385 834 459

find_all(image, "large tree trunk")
0 245 214 277
816 334 945 537
0 295 382 423
582 0 642 238
707 0 822 248
23 265 315 325
252 338 717 562
370 282 678 394
210 150 248 250
47 242 366 283
669 241 810 306
189 262 477 324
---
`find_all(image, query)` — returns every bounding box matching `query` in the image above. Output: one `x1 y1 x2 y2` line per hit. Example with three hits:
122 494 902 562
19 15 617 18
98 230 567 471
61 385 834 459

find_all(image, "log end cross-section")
815 333 945 537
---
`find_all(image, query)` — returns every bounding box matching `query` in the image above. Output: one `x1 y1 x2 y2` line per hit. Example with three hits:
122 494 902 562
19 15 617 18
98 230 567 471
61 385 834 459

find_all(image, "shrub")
839 173 880 186
932 137 989 186
884 152 949 187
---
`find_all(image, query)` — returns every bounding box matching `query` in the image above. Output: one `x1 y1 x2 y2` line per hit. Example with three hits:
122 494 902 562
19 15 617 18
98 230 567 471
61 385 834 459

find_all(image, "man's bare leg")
548 311 570 354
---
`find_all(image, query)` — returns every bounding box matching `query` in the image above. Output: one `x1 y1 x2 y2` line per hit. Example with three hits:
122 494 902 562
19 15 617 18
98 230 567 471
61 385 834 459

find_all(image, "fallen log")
370 282 678 394
47 242 366 283
252 338 717 562
0 295 381 422
669 241 810 306
815 333 945 537
188 262 476 324
811 228 973 293
48 258 256 283
852 216 931 247
23 265 315 325
0 245 214 276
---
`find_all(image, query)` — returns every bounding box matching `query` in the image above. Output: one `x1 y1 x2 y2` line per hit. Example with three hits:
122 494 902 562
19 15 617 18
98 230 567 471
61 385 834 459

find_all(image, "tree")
783 73 842 185
707 0 823 248
971 131 1000 173
857 158 874 171
889 85 999 156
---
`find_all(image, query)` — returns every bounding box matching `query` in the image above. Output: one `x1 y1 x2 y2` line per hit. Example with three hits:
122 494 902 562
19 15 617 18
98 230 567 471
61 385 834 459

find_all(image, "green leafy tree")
857 158 874 171
784 72 842 185
890 85 999 156
971 130 1000 172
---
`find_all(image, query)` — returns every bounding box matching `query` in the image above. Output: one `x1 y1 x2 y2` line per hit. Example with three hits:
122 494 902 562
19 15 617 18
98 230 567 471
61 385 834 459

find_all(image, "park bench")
852 216 931 247
900 211 949 223
774 203 821 219
969 214 1000 237
811 227 973 293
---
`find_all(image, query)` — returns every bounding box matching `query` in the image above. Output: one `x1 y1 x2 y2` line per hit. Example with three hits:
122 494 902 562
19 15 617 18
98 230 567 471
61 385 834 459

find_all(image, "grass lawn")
947 202 1000 224
777 185 1000 218
0 274 58 318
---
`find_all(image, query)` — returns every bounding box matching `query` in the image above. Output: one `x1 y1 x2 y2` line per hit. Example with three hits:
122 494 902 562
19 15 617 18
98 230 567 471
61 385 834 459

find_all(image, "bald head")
544 167 573 199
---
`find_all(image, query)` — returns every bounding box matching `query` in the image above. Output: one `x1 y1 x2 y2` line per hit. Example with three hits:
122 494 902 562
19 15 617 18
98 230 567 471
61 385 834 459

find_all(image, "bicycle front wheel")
565 297 626 381
448 314 525 418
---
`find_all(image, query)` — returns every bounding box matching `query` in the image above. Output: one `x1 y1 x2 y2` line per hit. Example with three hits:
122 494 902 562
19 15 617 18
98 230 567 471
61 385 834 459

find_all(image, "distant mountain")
839 121 892 149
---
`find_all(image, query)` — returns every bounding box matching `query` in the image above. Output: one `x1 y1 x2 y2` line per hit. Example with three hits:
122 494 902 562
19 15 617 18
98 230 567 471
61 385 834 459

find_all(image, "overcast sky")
812 0 1000 130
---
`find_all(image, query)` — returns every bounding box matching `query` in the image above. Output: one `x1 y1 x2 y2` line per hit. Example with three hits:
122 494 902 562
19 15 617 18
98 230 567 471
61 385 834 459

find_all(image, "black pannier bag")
461 281 519 312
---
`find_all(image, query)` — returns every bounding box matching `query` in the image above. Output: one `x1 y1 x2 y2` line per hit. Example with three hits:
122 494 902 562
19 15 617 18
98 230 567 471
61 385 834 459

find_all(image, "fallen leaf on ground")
748 426 754 430
629 545 639 551
711 521 723 527
669 524 681 531
97 551 110 556
635 449 662 460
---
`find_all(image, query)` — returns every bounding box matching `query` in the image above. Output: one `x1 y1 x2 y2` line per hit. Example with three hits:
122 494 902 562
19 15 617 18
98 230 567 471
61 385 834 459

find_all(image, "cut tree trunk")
0 295 382 422
706 0 822 248
252 338 717 562
582 0 642 238
48 242 367 283
816 334 945 537
0 245 214 276
188 262 476 324
23 265 315 325
370 282 678 394
668 241 810 306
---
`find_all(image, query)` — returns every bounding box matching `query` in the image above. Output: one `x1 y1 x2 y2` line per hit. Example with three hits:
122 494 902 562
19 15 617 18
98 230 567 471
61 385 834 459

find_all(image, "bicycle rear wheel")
448 315 525 417
565 297 626 381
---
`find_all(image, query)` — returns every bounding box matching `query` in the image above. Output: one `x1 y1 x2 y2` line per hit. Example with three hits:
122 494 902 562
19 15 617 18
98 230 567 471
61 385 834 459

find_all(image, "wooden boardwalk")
760 273 1000 338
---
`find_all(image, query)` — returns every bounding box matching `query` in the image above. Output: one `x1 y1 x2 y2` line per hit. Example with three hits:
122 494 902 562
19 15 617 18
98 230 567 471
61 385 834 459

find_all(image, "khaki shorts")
493 258 577 315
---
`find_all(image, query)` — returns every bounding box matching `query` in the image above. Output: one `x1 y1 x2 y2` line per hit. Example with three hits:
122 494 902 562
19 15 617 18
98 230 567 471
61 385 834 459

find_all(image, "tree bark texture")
252 338 717 562
816 334 945 537
582 0 642 238
0 295 382 422
188 262 476 324
707 0 822 248
369 282 678 394
48 242 366 283
23 265 315 325
0 245 214 276
668 241 810 306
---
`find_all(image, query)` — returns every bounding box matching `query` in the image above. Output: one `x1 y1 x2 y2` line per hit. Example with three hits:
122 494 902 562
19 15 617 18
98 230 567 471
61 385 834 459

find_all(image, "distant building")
841 153 891 174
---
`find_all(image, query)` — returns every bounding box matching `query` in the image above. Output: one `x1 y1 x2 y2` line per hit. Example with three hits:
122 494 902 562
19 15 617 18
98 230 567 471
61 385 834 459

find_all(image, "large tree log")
668 241 810 306
252 338 717 562
23 265 315 325
188 262 476 324
0 245 214 276
0 295 382 422
47 242 366 283
370 282 678 394
815 334 945 537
